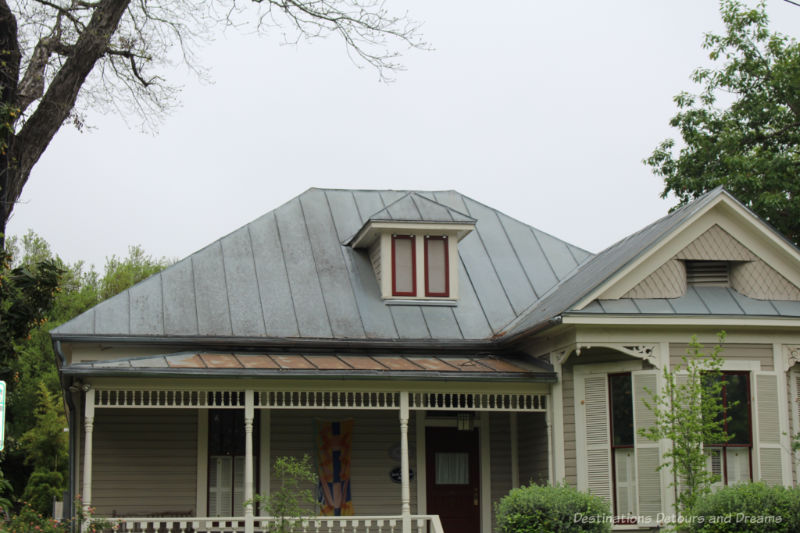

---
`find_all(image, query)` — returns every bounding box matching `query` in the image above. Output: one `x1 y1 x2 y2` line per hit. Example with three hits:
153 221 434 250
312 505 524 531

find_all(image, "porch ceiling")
63 352 556 381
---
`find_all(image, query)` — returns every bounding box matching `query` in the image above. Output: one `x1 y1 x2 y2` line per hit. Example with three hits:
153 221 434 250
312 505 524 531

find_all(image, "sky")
6 0 798 269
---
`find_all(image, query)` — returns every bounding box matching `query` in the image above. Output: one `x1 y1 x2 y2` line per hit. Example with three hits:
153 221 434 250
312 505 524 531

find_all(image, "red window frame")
392 234 416 296
424 235 450 297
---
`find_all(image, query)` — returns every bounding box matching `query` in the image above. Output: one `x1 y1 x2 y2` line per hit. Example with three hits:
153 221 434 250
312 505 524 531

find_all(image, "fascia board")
348 221 475 248
562 314 800 328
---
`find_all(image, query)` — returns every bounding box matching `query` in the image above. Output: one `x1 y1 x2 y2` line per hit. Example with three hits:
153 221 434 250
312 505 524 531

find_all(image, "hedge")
495 483 612 533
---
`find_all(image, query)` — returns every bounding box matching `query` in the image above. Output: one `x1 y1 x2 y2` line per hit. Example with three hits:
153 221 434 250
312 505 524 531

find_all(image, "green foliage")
494 483 612 533
0 231 169 513
21 470 64 518
99 245 170 301
645 0 800 245
688 483 800 532
0 499 114 533
251 455 317 533
639 333 729 517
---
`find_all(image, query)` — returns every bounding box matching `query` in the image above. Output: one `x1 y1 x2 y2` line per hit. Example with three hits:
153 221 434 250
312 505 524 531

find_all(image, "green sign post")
0 381 5 451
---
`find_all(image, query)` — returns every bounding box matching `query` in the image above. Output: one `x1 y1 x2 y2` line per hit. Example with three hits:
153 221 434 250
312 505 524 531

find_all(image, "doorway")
425 427 480 533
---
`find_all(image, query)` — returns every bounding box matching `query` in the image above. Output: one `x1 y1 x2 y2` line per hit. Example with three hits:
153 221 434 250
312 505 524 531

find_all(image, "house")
52 187 800 533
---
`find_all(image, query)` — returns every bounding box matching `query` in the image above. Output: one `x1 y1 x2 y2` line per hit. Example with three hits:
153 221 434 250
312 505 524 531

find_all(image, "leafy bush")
688 482 800 532
495 483 612 533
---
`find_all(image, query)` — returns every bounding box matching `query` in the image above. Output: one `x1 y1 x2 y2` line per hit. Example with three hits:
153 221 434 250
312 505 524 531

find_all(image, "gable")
621 225 800 301
590 194 800 305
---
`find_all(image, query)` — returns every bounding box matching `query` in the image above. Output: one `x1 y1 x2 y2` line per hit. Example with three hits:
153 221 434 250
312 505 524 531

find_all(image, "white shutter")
792 372 800 485
632 371 663 521
233 456 246 516
705 448 723 491
575 372 612 503
754 373 784 485
614 449 637 518
209 456 234 517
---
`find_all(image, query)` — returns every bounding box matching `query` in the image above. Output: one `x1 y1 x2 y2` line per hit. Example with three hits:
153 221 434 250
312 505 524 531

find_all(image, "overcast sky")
6 0 798 269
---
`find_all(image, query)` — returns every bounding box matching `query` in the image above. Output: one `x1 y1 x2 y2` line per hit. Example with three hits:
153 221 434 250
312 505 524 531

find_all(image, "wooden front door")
426 427 480 533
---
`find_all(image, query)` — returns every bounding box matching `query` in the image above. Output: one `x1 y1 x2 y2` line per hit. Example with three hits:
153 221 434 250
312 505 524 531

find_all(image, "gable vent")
685 261 730 287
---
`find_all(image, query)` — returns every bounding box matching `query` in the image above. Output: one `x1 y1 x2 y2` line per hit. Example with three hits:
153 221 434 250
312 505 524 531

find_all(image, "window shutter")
575 373 612 503
614 449 637 518
793 372 800 485
632 371 663 521
753 373 784 486
705 448 723 491
233 456 246 516
209 456 234 517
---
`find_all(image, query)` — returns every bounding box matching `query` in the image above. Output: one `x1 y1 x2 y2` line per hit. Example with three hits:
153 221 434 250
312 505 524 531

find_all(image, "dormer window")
392 235 416 296
425 235 449 297
346 192 476 301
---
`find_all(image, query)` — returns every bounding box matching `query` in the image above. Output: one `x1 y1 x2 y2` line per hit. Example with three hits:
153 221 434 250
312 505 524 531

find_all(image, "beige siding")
83 409 198 516
622 259 685 299
518 412 548 486
670 343 773 371
675 225 754 262
369 240 382 287
270 409 416 516
562 365 576 487
731 260 800 301
490 413 512 532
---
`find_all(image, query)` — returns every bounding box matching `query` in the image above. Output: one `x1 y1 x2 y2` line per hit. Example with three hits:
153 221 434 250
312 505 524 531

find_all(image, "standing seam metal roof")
52 188 592 341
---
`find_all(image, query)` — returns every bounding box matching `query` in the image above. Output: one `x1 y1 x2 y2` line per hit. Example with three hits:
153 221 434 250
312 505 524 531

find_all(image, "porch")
77 384 551 533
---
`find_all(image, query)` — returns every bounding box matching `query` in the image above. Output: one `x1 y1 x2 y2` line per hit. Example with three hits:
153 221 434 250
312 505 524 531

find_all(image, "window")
392 235 416 296
608 373 636 521
425 236 449 297
705 372 752 485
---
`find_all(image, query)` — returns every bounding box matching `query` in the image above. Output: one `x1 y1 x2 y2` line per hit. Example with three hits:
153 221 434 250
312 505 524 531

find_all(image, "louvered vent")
685 261 730 287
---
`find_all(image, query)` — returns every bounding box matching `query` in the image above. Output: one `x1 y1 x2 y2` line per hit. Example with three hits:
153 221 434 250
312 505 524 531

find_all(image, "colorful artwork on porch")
316 419 354 516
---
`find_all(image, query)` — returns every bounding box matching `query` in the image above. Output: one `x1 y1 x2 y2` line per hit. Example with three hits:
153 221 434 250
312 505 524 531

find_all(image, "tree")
0 0 425 244
638 333 730 518
645 0 800 245
250 455 317 533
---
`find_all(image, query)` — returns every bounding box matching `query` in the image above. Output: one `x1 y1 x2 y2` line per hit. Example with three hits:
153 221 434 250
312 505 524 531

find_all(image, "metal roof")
62 352 556 381
365 192 476 224
576 286 800 317
52 188 592 342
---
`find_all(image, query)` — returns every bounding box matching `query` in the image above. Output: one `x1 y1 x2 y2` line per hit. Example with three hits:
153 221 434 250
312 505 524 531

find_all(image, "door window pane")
435 453 469 485
609 374 633 446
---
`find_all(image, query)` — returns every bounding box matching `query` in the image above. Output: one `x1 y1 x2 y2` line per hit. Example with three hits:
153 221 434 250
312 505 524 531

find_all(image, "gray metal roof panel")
729 290 779 315
772 300 800 316
669 286 710 314
694 286 744 315
597 299 640 314
632 298 675 314
53 188 591 342
503 187 729 336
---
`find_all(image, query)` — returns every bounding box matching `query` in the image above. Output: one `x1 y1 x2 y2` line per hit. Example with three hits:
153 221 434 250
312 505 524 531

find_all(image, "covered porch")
75 378 551 533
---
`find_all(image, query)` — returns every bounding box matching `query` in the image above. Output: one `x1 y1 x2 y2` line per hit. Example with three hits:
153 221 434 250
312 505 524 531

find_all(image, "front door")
426 427 480 533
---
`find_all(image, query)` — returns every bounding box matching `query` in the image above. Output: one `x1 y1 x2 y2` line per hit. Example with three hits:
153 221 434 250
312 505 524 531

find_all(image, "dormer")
347 193 476 301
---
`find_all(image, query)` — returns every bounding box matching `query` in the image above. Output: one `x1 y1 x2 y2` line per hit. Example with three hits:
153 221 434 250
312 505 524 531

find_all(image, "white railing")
103 515 445 533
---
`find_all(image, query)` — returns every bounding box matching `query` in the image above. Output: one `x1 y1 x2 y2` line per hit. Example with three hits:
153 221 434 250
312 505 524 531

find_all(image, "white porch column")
510 413 519 489
244 391 254 533
399 392 411 533
546 394 554 485
81 388 95 528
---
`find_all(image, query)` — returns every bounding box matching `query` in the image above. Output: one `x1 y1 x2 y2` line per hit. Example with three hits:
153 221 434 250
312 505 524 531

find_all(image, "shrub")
495 483 612 533
688 482 800 533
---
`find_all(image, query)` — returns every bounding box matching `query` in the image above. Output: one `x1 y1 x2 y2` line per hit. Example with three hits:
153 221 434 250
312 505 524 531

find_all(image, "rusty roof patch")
441 357 492 372
337 355 389 371
199 354 242 369
271 355 315 370
306 356 351 370
236 354 279 369
373 356 425 371
478 357 528 373
166 353 206 368
406 357 458 372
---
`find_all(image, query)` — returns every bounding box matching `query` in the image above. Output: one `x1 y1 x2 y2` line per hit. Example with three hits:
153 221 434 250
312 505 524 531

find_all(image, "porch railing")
101 515 445 533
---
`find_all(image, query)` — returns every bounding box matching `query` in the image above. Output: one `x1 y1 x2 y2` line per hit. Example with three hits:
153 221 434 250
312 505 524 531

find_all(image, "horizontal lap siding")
87 409 197 516
270 409 416 516
518 412 548 486
490 413 511 532
562 366 576 487
670 343 773 371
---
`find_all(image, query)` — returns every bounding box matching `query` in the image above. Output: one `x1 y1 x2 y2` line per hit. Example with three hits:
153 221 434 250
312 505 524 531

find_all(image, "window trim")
707 371 753 485
391 234 417 297
424 235 450 297
608 372 636 524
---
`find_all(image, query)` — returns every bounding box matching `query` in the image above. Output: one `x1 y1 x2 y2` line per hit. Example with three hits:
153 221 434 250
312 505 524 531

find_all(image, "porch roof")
63 352 556 381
